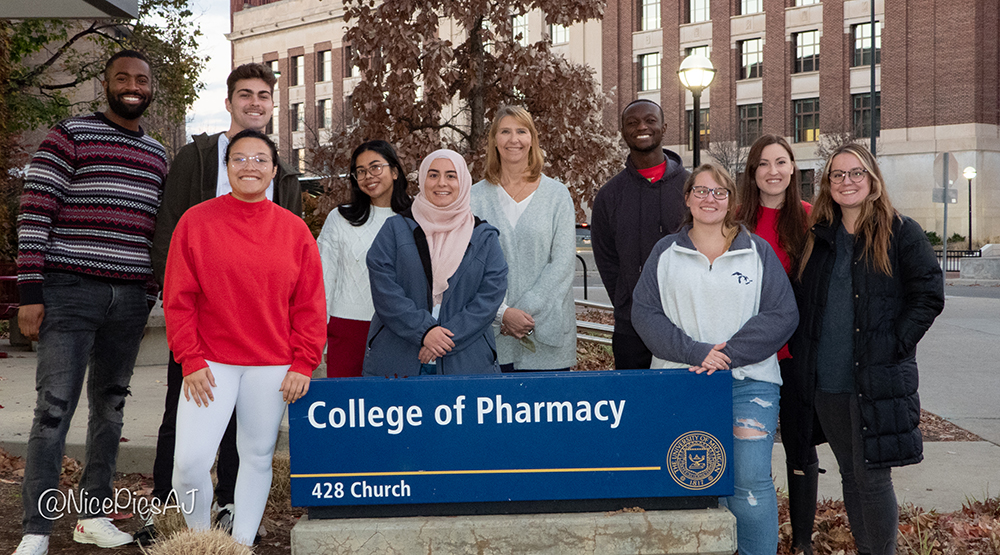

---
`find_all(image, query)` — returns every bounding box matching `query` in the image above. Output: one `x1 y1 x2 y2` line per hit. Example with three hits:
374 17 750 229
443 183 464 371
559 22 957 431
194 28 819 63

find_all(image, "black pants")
151 352 239 505
611 331 653 370
815 391 898 555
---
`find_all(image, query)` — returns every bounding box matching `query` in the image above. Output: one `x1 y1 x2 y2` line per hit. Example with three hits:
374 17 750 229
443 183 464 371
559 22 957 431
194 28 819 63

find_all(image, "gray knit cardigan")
471 175 577 369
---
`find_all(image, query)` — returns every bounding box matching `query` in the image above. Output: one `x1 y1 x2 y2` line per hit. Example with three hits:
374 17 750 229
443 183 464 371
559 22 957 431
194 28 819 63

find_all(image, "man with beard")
590 99 689 370
13 50 168 554
136 62 300 545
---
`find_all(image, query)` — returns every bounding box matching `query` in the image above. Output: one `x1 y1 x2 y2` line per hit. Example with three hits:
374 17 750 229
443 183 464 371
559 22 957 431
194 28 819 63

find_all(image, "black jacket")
789 213 944 469
590 148 688 335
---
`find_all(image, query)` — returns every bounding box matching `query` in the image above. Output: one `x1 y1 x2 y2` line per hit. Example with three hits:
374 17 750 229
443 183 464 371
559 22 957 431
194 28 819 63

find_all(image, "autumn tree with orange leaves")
310 0 620 222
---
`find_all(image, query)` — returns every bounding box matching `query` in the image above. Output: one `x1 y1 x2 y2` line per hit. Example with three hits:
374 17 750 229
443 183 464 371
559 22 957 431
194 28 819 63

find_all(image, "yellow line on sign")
292 466 662 479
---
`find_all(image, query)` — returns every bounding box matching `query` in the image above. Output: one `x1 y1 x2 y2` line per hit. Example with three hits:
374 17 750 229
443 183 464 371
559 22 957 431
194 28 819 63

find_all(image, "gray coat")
362 212 508 376
471 176 577 369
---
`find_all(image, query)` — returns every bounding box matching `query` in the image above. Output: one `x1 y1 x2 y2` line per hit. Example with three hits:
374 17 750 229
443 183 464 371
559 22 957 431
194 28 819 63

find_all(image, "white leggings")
173 360 289 545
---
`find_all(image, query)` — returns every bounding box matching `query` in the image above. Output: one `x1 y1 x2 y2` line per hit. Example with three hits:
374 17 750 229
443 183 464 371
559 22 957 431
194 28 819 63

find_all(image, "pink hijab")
410 149 475 305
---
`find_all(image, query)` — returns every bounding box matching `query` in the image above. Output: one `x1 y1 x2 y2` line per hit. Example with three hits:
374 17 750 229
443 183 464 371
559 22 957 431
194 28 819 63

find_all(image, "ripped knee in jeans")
734 419 769 440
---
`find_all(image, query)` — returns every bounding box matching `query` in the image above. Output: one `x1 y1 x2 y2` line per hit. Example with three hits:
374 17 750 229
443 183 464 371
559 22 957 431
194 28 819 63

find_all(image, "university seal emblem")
666 431 726 490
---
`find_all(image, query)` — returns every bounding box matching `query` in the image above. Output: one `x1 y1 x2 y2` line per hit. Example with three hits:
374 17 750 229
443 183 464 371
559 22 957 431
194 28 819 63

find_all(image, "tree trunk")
468 15 486 152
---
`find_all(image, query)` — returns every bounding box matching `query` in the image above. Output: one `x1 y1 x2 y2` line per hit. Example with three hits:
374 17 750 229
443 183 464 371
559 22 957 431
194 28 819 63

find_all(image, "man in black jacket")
591 99 689 370
141 63 301 543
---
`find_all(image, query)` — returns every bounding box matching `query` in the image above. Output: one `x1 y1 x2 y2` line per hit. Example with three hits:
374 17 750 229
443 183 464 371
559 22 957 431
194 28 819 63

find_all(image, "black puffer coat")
788 213 944 470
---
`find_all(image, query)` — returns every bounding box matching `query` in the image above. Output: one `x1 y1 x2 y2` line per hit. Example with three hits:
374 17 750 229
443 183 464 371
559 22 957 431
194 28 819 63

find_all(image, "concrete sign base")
291 508 736 555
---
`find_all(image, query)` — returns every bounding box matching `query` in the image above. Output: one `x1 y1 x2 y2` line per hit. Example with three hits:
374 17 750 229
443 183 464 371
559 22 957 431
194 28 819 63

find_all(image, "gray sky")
185 0 232 138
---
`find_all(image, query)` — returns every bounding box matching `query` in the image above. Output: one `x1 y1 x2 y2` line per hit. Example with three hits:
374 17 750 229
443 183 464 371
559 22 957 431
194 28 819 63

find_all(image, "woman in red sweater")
164 129 326 546
738 134 814 554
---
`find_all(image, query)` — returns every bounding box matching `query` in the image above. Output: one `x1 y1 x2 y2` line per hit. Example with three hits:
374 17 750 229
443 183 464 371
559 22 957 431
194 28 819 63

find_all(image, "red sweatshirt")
755 201 811 359
164 194 326 377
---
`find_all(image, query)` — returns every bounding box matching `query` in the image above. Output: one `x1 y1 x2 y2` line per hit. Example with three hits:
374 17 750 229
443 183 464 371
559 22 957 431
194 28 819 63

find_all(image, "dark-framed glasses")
352 163 390 180
690 186 730 200
829 168 869 184
228 155 272 168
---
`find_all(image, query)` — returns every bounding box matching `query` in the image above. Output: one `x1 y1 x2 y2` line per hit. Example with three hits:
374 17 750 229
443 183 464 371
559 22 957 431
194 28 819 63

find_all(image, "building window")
687 0 709 24
739 38 763 79
289 55 304 86
739 0 762 15
799 169 815 201
640 0 660 31
343 45 361 78
852 92 881 138
317 50 332 82
793 98 820 143
851 21 881 67
344 95 355 126
686 109 710 151
549 23 569 45
795 0 819 5
793 30 820 73
317 99 330 129
738 103 763 147
268 60 279 89
512 14 529 46
638 52 661 91
290 148 305 173
685 45 709 59
291 103 304 132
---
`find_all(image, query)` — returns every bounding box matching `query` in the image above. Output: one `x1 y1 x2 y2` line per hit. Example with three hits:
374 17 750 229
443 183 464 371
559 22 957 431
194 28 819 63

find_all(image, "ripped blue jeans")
719 377 779 555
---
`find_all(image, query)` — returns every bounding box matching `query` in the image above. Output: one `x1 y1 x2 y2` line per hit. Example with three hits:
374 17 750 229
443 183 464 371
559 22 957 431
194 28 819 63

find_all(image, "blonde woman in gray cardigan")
471 106 577 371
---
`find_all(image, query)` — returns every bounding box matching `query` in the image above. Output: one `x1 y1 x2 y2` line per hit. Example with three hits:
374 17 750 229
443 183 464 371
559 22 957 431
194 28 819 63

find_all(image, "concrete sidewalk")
1 284 998 514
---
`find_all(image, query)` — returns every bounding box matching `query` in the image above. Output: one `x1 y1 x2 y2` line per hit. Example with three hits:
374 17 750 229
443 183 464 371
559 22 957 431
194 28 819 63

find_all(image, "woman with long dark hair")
471 106 576 372
632 163 798 555
790 143 944 555
317 140 411 377
737 134 815 554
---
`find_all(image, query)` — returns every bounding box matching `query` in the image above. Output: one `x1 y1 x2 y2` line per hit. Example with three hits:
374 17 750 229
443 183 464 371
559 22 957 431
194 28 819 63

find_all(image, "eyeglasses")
228 155 272 168
352 163 390 180
829 168 869 184
690 186 730 200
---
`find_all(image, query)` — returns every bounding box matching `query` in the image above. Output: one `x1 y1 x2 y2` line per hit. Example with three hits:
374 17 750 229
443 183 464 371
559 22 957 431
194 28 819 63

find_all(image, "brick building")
229 0 1000 240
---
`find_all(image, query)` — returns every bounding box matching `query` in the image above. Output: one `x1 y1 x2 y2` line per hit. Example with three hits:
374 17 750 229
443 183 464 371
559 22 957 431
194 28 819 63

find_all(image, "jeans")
815 391 898 555
719 378 780 555
22 272 149 534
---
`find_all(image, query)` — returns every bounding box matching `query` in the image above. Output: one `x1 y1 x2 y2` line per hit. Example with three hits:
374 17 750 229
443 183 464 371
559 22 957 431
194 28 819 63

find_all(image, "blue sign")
288 370 733 508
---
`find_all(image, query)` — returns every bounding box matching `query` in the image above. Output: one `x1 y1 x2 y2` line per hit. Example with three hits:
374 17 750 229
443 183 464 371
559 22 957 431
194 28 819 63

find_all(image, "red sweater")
164 194 326 377
755 201 812 359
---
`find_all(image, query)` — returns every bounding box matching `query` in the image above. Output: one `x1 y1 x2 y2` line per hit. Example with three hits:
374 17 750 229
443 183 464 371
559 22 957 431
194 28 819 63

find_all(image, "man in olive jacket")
143 63 301 542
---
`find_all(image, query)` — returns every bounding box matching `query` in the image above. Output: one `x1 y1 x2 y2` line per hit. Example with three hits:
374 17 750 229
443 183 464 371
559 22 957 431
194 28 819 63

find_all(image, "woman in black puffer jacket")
789 144 944 555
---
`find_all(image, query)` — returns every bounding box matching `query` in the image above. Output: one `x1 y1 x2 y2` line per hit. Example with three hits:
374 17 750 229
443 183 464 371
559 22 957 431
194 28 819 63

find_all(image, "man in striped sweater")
13 50 168 555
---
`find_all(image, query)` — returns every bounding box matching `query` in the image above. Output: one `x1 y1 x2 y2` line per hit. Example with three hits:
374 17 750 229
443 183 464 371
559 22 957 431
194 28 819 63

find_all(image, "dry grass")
141 529 253 555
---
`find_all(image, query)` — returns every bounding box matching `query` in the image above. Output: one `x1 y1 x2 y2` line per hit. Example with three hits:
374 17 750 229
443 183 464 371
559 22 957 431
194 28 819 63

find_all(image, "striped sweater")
16 113 169 305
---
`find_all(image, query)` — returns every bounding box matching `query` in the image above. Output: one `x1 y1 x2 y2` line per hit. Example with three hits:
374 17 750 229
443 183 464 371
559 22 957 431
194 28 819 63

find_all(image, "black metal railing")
934 249 981 272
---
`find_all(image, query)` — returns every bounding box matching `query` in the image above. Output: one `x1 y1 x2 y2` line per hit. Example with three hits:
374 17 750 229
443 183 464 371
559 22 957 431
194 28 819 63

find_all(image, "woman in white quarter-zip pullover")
631 163 798 555
317 140 412 377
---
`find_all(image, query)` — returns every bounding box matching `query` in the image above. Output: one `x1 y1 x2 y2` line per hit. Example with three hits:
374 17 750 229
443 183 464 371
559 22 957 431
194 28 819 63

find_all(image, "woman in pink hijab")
363 149 508 376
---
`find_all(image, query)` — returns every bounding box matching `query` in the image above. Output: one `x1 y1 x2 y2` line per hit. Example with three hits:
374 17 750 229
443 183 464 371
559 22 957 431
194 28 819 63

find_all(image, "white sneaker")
73 517 134 548
12 535 48 555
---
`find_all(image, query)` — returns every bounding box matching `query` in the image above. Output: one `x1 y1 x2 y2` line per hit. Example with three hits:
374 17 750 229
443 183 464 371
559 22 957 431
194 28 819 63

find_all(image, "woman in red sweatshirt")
738 134 814 554
164 129 326 546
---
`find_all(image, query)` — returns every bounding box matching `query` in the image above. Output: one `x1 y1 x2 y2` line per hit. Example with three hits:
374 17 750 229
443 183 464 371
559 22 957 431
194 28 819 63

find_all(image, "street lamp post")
678 54 716 168
963 166 976 251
